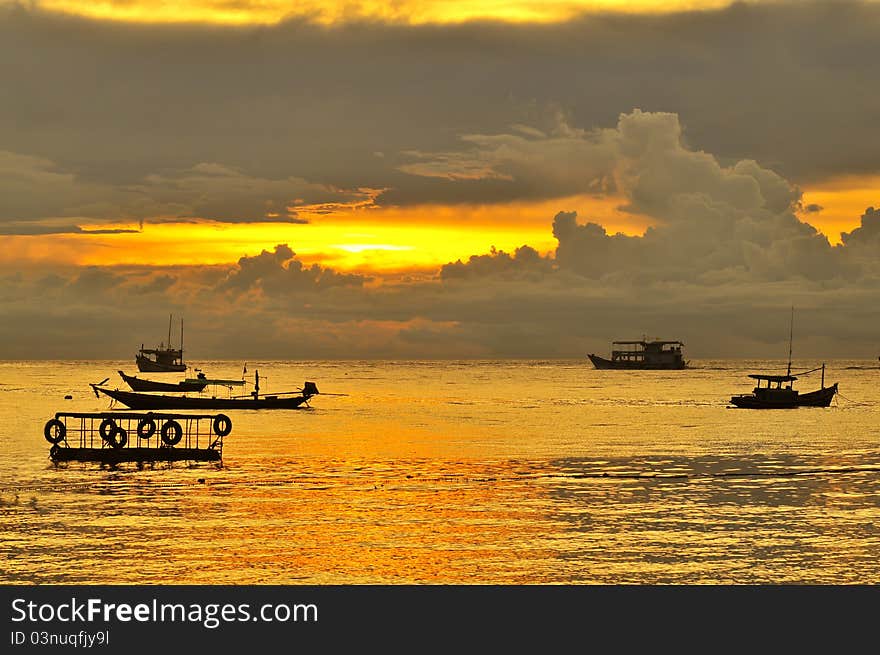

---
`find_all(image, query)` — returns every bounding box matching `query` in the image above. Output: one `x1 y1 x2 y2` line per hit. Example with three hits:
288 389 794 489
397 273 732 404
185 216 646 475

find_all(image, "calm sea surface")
2 359 879 584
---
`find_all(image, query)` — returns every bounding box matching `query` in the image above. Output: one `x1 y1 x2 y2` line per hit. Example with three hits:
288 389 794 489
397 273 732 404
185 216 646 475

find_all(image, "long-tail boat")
92 372 321 410
118 370 209 393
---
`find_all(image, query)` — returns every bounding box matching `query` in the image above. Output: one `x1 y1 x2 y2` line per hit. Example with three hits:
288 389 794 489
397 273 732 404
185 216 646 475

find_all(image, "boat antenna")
786 305 794 377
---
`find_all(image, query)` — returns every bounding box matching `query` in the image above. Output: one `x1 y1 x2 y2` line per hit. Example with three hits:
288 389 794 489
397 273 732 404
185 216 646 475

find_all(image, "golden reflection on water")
2 360 880 583
3 461 553 584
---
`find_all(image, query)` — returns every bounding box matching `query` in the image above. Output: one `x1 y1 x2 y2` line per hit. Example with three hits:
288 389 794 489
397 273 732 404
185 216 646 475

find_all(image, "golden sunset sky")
37 1 736 25
0 0 875 273
2 0 879 358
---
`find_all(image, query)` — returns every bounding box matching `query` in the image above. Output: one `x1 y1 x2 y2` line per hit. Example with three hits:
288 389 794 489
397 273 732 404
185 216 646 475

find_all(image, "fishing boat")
136 315 187 372
118 370 209 393
92 372 321 410
729 308 838 409
729 370 838 409
588 340 687 369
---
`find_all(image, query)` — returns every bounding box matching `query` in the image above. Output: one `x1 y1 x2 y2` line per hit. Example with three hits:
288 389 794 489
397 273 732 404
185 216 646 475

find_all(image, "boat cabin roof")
748 374 797 382
612 340 684 346
139 347 182 355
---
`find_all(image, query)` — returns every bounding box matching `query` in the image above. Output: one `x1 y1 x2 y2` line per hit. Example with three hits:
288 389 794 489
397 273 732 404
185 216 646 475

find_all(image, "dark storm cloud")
0 223 141 235
67 267 128 296
130 274 177 295
0 147 364 230
840 206 880 248
417 108 854 284
440 245 553 280
220 244 369 294
2 1 880 229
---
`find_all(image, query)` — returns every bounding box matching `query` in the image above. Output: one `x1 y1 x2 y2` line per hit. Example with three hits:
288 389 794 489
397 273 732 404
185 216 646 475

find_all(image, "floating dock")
44 411 229 464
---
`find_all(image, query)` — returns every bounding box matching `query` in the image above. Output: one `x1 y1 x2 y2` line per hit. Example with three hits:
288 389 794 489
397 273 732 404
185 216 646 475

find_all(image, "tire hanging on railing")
161 419 183 446
98 417 117 441
137 416 157 440
212 414 232 437
107 427 128 449
43 418 66 444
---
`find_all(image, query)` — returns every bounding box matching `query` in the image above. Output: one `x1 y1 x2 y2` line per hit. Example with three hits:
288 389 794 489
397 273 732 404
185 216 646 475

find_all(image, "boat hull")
136 355 186 373
730 383 838 409
94 386 311 410
587 354 687 370
119 371 208 393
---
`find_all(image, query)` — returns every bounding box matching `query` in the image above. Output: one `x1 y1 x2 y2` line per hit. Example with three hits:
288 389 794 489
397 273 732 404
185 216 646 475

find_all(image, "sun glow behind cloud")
2 178 869 273
0 194 652 273
800 175 880 244
65 221 555 271
30 0 739 25
0 218 552 273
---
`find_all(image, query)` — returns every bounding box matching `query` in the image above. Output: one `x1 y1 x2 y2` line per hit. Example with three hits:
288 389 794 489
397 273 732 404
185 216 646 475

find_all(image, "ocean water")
1 359 879 584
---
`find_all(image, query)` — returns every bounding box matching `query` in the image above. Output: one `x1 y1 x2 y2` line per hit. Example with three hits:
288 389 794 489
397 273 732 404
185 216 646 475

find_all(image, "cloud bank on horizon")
3 107 879 359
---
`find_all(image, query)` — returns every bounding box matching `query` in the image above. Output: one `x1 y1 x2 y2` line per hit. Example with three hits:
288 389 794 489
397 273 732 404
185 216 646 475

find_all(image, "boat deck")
50 446 220 463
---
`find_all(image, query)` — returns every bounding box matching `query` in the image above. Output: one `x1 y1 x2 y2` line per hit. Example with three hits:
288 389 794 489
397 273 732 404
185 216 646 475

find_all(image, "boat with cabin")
588 340 687 369
728 308 838 408
729 367 838 409
136 315 187 372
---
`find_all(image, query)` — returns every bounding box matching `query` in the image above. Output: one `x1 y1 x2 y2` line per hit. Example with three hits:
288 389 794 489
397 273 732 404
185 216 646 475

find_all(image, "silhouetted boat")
588 340 687 369
729 370 838 409
92 372 320 410
136 315 187 372
91 386 316 409
729 308 838 409
118 370 208 393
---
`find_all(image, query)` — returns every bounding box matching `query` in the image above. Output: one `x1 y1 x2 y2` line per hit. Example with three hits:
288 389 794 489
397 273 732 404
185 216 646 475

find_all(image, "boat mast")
180 318 184 358
167 314 173 349
786 305 794 377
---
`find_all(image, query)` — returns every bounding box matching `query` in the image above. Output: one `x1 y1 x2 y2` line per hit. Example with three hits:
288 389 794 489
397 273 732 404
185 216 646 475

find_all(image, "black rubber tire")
44 418 66 444
98 417 117 441
107 427 128 449
137 417 157 440
212 414 232 437
161 420 183 446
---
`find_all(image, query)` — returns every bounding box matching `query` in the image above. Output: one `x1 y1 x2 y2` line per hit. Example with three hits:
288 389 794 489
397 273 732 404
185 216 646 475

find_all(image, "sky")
1 0 879 359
